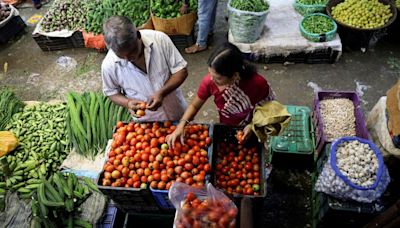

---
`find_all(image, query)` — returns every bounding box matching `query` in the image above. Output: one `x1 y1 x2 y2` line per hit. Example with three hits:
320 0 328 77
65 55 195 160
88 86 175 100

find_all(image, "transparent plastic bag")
169 182 238 228
227 0 269 43
315 137 390 203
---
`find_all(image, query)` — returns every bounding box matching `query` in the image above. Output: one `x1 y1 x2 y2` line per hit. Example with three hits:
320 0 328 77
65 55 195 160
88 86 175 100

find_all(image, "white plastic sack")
366 96 400 158
0 4 19 29
228 0 269 43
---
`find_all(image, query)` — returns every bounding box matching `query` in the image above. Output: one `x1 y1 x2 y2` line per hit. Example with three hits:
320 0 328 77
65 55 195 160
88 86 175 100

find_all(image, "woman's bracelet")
180 118 190 124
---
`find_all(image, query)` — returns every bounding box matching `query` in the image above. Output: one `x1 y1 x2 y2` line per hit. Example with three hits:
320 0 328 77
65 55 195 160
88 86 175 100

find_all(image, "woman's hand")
166 125 185 148
242 124 253 142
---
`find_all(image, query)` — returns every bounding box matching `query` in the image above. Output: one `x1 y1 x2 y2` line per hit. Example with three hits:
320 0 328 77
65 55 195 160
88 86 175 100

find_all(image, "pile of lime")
396 0 400 9
331 0 393 29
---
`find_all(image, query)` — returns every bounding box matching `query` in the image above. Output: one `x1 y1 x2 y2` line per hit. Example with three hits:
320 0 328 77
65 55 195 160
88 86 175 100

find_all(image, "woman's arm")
166 95 206 147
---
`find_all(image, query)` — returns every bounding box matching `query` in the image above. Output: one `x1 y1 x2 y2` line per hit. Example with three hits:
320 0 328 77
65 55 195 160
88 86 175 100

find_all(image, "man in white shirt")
102 16 188 121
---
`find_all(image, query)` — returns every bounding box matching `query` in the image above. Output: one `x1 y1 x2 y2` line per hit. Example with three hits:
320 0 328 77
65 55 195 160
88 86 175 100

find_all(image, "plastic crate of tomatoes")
149 122 214 211
211 124 267 199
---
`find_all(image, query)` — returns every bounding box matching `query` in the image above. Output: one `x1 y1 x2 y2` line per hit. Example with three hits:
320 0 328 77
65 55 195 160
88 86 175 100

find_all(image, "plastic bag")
82 32 107 51
315 137 390 203
227 0 269 43
169 182 238 228
0 131 18 157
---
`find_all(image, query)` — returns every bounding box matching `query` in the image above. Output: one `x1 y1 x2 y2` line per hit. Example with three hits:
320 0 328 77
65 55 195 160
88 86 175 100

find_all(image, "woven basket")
300 13 337 42
294 0 327 16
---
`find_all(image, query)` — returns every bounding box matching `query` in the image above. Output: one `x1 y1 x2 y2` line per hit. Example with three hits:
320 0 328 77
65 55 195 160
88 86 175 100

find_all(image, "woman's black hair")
207 42 256 80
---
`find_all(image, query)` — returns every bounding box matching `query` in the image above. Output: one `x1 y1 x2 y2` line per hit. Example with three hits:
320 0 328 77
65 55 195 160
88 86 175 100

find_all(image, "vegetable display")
66 92 131 159
302 14 335 34
0 2 11 22
230 0 269 12
40 0 86 32
85 0 150 34
175 191 238 228
320 98 356 141
151 0 197 19
3 103 69 198
331 0 393 29
215 142 262 195
100 121 212 189
30 172 96 228
0 89 25 131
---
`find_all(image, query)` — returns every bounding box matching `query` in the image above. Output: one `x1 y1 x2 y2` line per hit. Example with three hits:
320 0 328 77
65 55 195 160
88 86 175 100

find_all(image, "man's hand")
180 3 189 14
127 99 147 117
242 125 253 142
147 92 164 111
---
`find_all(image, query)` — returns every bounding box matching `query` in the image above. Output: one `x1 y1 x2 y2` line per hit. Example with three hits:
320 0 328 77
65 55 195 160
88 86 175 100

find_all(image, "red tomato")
157 181 166 190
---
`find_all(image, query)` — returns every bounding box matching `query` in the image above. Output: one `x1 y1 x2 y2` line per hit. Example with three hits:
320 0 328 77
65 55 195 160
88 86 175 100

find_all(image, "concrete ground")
1 0 400 227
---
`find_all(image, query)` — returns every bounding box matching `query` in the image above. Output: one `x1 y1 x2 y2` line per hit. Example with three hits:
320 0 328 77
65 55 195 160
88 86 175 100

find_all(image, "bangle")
180 118 190 124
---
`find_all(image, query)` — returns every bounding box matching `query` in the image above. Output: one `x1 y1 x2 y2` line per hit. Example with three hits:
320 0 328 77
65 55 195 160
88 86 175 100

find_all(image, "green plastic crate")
270 105 313 154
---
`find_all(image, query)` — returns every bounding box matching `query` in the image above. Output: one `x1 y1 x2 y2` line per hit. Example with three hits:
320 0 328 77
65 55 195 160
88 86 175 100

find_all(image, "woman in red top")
166 43 274 146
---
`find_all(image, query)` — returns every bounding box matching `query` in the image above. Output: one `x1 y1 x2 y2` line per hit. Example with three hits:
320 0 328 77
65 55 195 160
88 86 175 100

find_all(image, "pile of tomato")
215 142 262 195
101 121 212 190
175 192 237 228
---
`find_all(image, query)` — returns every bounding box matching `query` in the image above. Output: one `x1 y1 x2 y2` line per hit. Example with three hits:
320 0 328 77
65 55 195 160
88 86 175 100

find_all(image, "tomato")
184 154 192 163
111 170 121 179
105 165 115 173
205 137 211 145
150 138 159 148
164 121 172 128
150 181 157 189
157 181 166 190
166 160 175 168
203 164 211 173
158 136 166 144
181 171 190 179
141 176 147 183
208 211 220 222
104 171 112 179
116 121 124 128
132 174 140 182
141 153 149 162
161 174 169 182
174 166 183 175
153 173 161 181
136 168 144 176
185 177 194 185
133 181 141 188
102 179 111 186
184 163 194 171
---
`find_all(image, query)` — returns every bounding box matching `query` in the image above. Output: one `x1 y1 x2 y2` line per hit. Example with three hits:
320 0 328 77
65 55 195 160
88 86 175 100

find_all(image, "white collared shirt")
101 30 188 121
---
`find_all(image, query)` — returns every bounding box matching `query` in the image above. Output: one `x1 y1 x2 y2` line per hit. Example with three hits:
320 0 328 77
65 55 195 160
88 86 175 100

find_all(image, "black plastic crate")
96 201 125 228
0 16 26 44
244 48 341 64
32 31 84 51
169 33 194 50
211 124 267 200
96 174 160 214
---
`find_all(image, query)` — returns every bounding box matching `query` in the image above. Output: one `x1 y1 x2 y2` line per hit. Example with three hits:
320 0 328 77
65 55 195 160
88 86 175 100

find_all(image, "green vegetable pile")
230 0 269 12
85 0 150 35
151 0 197 19
302 14 335 34
40 0 86 32
0 89 25 131
66 92 131 159
3 103 69 199
297 0 327 5
30 172 96 228
331 0 393 29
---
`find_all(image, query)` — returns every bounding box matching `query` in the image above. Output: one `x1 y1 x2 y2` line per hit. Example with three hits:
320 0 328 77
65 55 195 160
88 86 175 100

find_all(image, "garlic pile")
336 140 378 187
320 98 356 141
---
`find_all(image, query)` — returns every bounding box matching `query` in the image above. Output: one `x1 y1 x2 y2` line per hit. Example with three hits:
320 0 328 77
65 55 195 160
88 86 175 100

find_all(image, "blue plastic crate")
150 123 214 211
96 201 120 228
